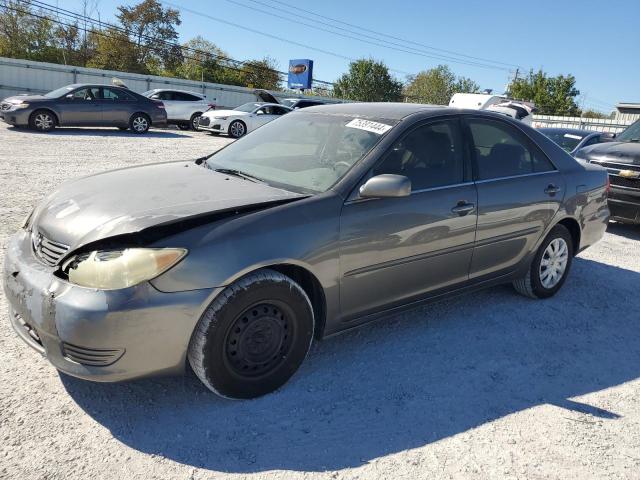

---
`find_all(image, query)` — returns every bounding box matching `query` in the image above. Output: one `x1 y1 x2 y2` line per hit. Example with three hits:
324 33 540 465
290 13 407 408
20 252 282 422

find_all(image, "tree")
333 59 403 102
403 65 479 105
508 69 580 116
237 57 281 90
581 109 614 119
114 0 182 74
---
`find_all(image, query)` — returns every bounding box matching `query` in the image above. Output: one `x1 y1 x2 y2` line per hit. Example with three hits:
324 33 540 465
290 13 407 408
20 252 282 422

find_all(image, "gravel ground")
1 123 640 480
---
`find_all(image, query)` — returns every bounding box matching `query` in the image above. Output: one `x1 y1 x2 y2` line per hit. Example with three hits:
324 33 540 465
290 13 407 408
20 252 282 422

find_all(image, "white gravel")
1 123 640 480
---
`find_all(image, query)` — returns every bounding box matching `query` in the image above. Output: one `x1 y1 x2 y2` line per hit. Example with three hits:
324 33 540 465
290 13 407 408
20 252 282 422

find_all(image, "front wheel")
29 110 56 132
188 269 314 399
190 112 202 131
513 224 573 299
228 120 246 138
129 113 150 134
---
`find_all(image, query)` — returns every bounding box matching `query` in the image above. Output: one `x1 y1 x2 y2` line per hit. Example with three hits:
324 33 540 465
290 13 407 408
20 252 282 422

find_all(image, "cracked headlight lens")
63 248 187 290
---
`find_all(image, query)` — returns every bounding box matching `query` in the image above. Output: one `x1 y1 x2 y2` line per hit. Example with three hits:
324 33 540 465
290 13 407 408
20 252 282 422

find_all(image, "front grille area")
1 102 11 111
610 175 640 190
197 116 210 126
32 232 70 267
62 342 125 366
598 161 640 172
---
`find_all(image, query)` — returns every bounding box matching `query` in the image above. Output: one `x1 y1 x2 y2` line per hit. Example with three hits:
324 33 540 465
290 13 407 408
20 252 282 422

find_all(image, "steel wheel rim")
132 116 148 132
539 238 569 289
224 302 294 378
230 121 244 137
35 113 52 130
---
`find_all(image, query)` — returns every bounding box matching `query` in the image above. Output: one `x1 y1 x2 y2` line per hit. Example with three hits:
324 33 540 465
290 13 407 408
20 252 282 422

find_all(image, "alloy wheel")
132 116 148 132
34 113 53 131
230 121 245 138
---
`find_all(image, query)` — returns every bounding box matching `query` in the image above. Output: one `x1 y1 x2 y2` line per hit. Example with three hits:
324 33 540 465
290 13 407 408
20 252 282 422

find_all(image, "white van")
449 93 506 110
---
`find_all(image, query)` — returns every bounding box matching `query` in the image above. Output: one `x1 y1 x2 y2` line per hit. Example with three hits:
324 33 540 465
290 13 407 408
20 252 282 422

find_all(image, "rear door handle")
451 201 475 216
544 184 561 195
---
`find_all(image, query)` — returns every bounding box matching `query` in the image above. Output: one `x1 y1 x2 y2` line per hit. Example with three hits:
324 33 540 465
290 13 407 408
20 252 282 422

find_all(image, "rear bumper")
3 230 219 382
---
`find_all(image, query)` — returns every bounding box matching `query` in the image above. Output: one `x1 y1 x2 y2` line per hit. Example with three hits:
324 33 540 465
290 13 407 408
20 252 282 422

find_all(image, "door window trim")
462 115 559 182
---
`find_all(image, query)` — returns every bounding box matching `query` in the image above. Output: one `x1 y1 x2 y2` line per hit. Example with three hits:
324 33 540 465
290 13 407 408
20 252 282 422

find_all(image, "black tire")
188 269 314 399
228 119 247 138
177 124 190 131
190 112 202 131
129 113 151 134
513 224 574 299
29 110 56 132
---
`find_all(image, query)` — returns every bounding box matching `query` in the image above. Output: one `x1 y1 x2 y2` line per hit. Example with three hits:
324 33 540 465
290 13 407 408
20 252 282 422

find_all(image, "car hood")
31 161 304 252
203 109 248 118
578 141 640 165
2 94 48 104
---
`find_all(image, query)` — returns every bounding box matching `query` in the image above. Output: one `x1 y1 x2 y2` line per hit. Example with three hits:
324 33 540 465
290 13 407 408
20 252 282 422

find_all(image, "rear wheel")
228 120 246 138
513 224 573 299
29 110 56 132
188 269 314 399
129 113 150 134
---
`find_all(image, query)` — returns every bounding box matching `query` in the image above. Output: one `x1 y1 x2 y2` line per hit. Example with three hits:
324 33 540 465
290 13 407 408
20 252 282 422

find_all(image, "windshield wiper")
212 168 265 183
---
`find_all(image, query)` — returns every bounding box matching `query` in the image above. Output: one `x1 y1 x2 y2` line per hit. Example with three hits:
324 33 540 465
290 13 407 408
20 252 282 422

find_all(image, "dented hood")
31 161 303 252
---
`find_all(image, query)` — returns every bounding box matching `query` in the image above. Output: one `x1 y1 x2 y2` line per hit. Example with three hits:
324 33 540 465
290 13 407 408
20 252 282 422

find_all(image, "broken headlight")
62 248 187 290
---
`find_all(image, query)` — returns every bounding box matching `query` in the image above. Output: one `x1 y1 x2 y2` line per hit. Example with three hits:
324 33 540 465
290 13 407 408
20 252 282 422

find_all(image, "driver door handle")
451 201 475 216
544 184 561 195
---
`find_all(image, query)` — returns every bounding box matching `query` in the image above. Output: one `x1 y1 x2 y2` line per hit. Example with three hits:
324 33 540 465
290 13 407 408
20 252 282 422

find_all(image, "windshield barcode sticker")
346 118 392 135
564 134 582 140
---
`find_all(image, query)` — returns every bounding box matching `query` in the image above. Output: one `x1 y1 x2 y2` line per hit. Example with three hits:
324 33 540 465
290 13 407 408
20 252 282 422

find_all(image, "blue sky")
59 0 638 113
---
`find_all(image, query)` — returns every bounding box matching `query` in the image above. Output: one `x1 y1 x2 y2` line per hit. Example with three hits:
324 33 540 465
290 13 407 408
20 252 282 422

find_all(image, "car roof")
538 127 597 136
65 83 128 89
299 102 501 120
148 88 204 96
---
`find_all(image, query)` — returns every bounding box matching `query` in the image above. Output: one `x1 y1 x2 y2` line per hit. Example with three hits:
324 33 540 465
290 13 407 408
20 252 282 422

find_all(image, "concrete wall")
532 115 634 134
0 56 336 109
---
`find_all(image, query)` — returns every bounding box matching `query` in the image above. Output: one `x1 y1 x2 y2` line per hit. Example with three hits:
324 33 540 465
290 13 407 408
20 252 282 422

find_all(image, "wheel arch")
556 217 581 255
30 108 59 125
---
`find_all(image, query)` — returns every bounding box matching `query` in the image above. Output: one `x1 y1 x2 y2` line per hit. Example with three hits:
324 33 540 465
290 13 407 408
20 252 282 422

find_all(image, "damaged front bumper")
3 230 220 382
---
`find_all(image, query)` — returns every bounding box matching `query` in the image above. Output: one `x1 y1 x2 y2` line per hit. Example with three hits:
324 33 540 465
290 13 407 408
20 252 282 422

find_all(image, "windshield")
234 102 262 112
44 85 76 98
280 99 296 108
616 120 640 142
141 90 156 97
541 130 585 152
206 112 396 193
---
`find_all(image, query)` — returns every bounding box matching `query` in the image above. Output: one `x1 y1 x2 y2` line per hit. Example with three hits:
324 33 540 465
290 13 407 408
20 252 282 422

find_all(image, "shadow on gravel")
61 257 640 473
6 126 189 138
607 222 640 241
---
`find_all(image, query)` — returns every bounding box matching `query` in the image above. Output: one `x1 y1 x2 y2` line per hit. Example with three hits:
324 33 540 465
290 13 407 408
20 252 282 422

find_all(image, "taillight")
156 101 165 109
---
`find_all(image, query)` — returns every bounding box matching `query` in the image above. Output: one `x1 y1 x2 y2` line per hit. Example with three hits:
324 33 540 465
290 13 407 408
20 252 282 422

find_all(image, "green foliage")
404 65 479 105
333 58 403 102
581 109 614 119
508 69 580 116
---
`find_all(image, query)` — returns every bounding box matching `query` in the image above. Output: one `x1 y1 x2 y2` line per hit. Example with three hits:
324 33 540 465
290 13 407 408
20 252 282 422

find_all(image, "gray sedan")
0 83 168 133
3 103 609 399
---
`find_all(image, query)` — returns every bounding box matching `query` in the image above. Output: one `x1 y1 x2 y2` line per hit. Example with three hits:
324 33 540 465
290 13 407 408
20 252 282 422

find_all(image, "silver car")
3 103 609 399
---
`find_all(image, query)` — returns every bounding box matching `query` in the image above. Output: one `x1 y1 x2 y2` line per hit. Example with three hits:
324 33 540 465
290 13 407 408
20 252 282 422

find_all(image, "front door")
464 117 565 279
339 118 477 321
100 87 135 125
59 87 102 125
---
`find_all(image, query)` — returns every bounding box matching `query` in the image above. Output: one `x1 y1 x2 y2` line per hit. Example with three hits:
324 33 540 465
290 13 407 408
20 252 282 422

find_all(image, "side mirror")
601 132 616 140
359 174 411 199
65 93 74 99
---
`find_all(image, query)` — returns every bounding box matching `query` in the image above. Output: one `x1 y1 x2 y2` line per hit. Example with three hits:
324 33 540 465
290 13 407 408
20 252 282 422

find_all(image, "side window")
102 88 133 101
180 92 202 101
255 107 267 115
373 120 465 191
468 119 554 180
71 87 99 100
582 135 601 148
158 91 173 101
273 106 289 115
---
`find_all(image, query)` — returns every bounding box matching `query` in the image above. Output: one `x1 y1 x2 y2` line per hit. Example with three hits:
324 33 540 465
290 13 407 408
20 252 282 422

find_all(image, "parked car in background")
280 98 326 109
197 102 292 138
4 104 609 400
0 83 167 133
538 128 611 155
142 89 214 130
575 119 640 224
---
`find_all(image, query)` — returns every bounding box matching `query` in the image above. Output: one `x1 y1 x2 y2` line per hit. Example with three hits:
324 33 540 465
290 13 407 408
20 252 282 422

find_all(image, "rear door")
58 87 102 125
339 118 477 320
100 87 136 125
464 116 564 279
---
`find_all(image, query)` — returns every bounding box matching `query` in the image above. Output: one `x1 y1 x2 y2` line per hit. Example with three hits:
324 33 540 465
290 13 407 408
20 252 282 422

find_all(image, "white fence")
0 57 335 109
532 115 633 134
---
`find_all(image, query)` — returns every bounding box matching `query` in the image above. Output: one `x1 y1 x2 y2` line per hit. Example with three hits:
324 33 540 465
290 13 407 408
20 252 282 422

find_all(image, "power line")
227 0 513 71
24 0 336 87
259 0 523 69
